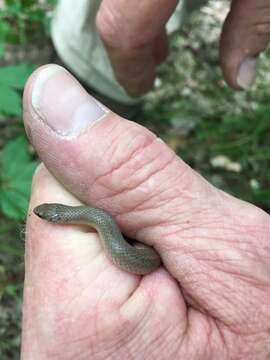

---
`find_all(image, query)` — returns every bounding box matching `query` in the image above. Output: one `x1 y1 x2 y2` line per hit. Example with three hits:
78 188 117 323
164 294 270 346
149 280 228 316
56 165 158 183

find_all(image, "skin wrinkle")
252 15 270 25
195 287 237 330
119 275 186 358
97 0 177 48
194 249 260 278
118 275 143 307
146 205 225 243
120 138 176 189
101 321 138 360
96 1 122 45
198 318 217 354
174 236 270 300
112 322 141 360
116 312 145 353
217 218 270 274
176 259 243 315
115 155 178 217
125 316 153 356
90 278 162 356
68 309 125 359
86 123 159 200
100 122 155 176
126 312 170 359
183 313 219 360
209 319 229 358
254 1 270 11
88 137 180 237
148 319 183 357
95 137 162 195
48 335 93 358
219 268 270 308
181 211 257 244
95 317 133 357
95 155 175 209
206 276 254 324
58 258 110 312
216 289 261 334
37 256 132 348
183 228 252 253
253 22 270 36
104 162 205 240
126 159 190 213
203 245 270 284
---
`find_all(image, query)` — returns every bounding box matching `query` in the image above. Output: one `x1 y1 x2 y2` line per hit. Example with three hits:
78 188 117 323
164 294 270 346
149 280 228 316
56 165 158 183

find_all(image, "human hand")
21 65 270 359
96 0 269 96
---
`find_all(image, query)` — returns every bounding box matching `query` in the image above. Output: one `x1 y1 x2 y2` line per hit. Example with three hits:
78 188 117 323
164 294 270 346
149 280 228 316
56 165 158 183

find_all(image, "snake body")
34 204 161 275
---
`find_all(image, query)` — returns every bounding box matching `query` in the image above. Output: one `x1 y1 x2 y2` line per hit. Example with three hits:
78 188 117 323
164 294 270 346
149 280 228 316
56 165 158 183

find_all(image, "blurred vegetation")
0 1 55 358
0 0 269 358
0 0 55 45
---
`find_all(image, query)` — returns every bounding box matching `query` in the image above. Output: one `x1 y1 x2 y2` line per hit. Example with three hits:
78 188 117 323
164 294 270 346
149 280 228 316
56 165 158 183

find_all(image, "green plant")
0 63 35 116
0 135 38 220
0 63 38 219
0 0 56 45
0 2 54 358
194 105 270 208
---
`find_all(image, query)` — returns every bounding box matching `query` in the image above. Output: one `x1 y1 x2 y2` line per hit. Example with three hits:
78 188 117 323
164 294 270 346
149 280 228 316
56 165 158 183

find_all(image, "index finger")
96 0 178 96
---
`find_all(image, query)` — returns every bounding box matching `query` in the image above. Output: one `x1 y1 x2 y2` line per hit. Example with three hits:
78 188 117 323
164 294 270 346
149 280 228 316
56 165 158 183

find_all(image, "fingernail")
31 65 108 137
237 57 257 90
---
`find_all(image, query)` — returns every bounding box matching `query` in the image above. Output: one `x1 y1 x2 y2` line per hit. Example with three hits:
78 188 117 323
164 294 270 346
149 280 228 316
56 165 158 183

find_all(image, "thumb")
220 0 269 89
23 64 213 271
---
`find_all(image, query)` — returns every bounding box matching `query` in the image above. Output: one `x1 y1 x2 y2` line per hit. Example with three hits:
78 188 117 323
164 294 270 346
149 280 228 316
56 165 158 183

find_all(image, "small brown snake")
34 203 161 275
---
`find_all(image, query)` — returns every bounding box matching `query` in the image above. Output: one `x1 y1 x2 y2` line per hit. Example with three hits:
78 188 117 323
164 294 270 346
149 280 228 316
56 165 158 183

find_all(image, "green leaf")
0 64 35 89
0 189 29 220
0 43 5 58
2 135 29 177
0 135 38 220
0 21 12 41
0 64 35 117
0 85 21 116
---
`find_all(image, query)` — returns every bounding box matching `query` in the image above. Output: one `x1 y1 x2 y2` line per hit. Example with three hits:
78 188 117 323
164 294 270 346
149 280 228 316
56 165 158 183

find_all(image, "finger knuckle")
254 22 270 36
96 5 140 51
96 5 119 43
96 5 129 48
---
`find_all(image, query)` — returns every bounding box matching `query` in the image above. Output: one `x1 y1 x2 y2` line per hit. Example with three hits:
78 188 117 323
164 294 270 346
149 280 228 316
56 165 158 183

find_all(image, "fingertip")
23 64 110 140
236 56 257 90
220 45 257 91
219 0 269 91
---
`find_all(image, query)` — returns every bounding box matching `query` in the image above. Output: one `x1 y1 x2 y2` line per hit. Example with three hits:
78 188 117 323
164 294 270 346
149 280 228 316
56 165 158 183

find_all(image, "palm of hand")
22 165 270 360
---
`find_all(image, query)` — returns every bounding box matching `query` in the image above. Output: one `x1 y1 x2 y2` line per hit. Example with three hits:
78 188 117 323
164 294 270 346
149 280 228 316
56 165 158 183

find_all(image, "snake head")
33 203 67 223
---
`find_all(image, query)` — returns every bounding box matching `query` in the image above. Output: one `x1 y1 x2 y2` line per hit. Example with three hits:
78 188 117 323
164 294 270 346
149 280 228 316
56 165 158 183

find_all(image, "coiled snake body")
34 204 161 275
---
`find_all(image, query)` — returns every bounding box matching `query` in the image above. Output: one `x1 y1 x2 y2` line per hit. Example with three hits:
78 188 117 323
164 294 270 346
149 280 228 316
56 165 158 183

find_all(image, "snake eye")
50 212 61 222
